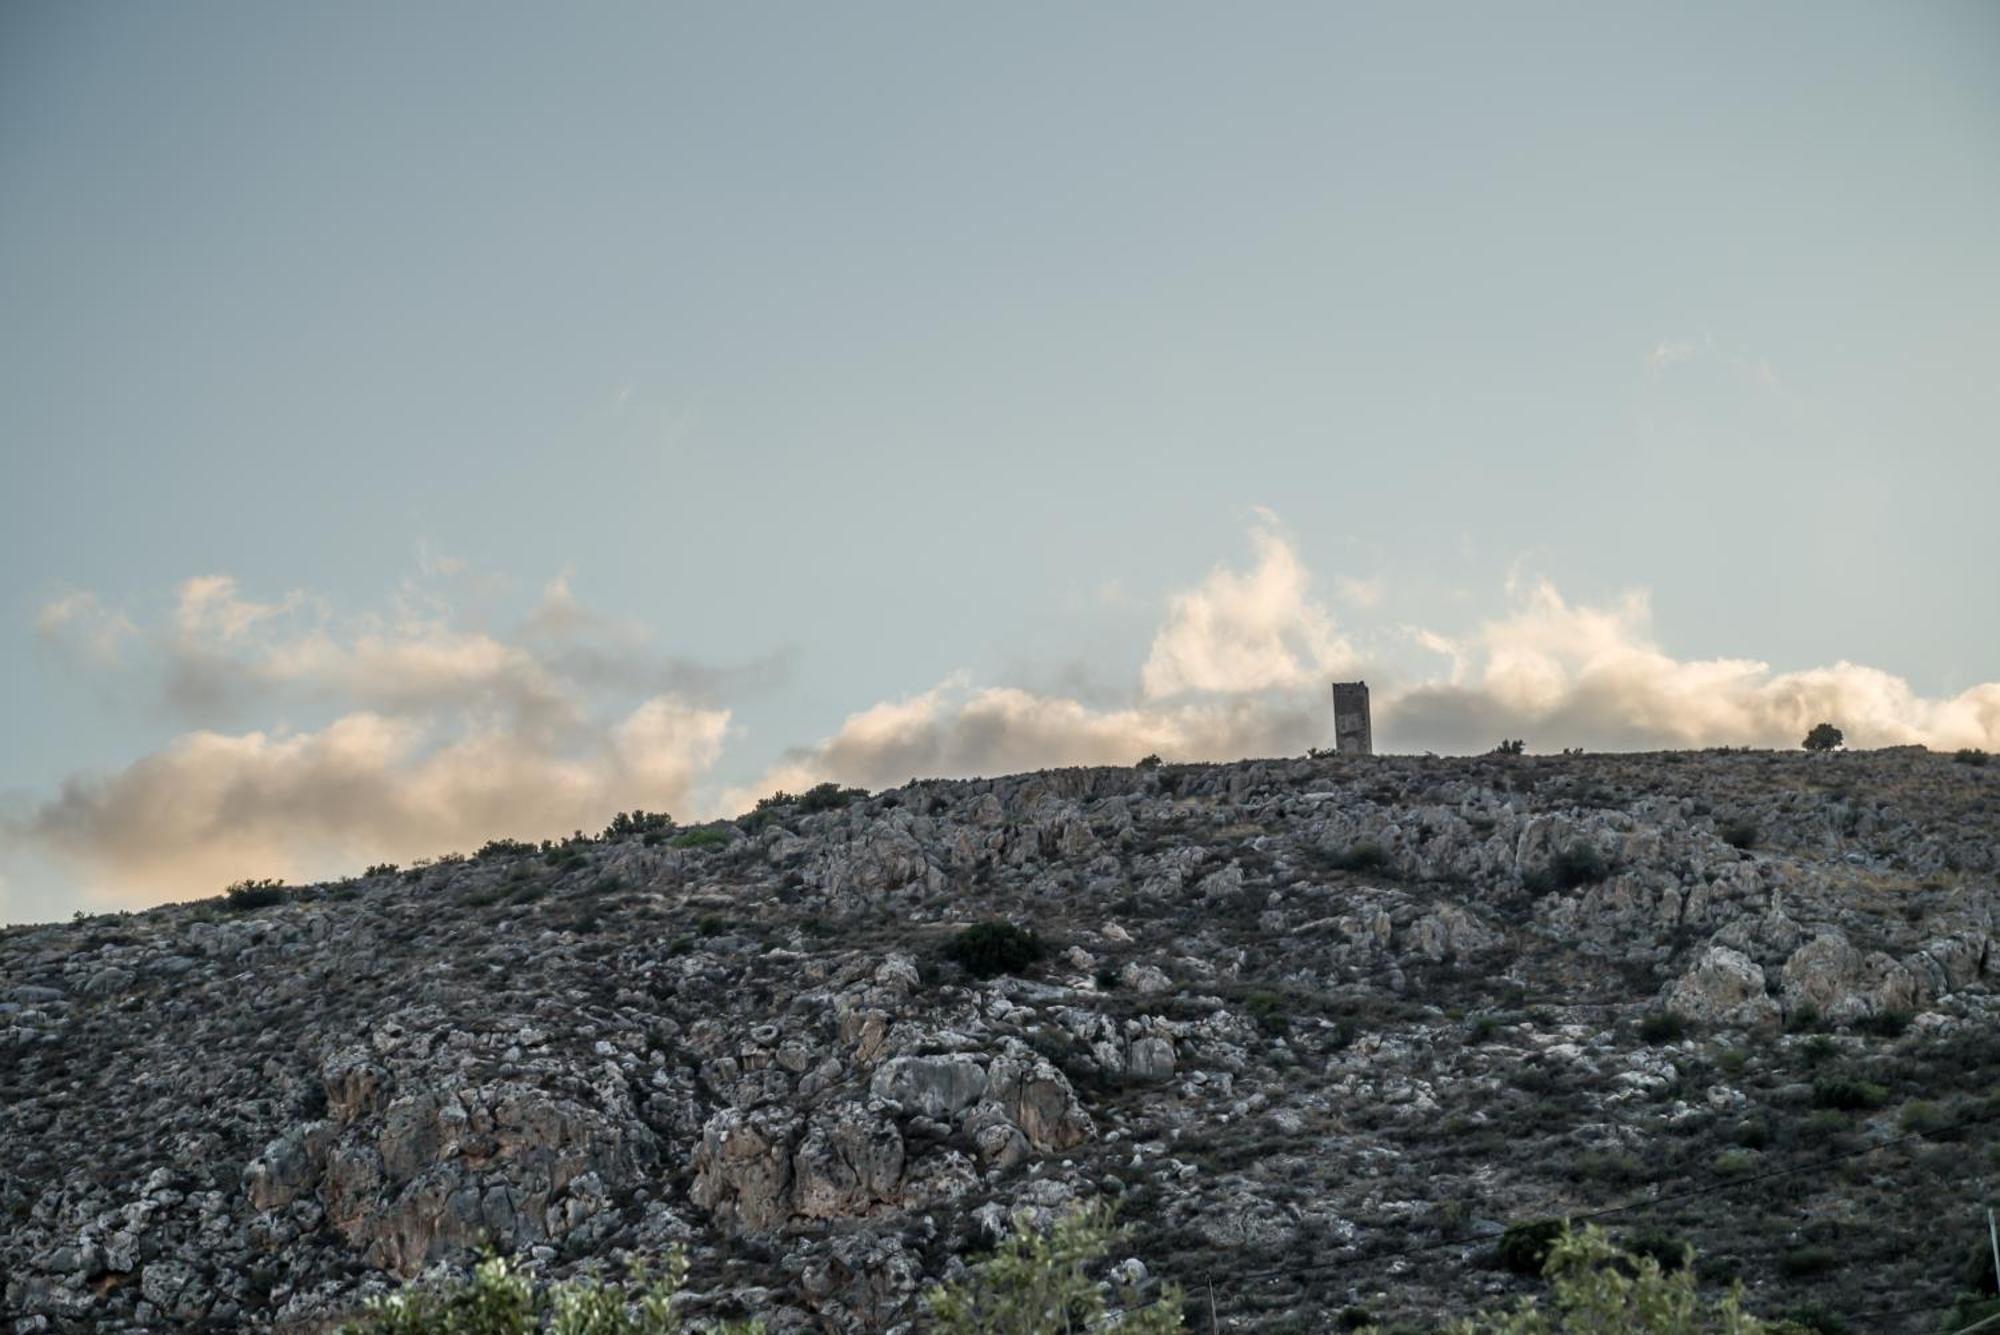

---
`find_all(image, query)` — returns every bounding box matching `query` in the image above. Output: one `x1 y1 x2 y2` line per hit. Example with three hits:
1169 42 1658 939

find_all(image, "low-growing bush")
1811 1076 1889 1111
339 1247 761 1334
1545 842 1611 889
670 828 730 850
1778 1245 1837 1278
477 838 536 861
1622 1229 1692 1273
1497 1218 1567 1275
602 809 673 840
1714 1149 1758 1176
1718 819 1760 850
1327 841 1389 873
1953 748 1989 766
224 878 288 911
923 1203 1183 1334
944 922 1044 979
1850 1008 1911 1038
1244 990 1290 1035
1637 1010 1688 1044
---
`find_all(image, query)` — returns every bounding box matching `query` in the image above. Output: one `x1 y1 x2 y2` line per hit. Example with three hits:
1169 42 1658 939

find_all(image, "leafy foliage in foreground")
1444 1224 1802 1334
339 1250 762 1335
923 1202 1183 1333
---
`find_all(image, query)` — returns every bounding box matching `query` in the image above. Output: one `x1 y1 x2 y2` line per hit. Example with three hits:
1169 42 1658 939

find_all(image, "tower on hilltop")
1331 681 1372 756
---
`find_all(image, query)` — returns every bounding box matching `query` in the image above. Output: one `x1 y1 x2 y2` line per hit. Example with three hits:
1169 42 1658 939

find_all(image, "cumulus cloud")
13 564 748 906
1385 580 2000 753
20 704 727 903
1139 511 1354 699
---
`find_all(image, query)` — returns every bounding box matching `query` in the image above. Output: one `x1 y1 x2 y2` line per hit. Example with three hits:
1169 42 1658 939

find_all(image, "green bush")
1526 843 1613 893
924 1203 1182 1334
1328 841 1389 872
1136 753 1163 770
1453 1224 1786 1332
339 1249 760 1334
1802 722 1844 752
1778 1245 1837 1278
477 838 536 861
1497 1219 1568 1276
1713 1149 1758 1177
1850 1008 1911 1038
1245 990 1290 1035
1718 819 1760 850
1637 1010 1688 1044
944 922 1045 979
1622 1230 1692 1274
1954 748 1991 767
754 782 868 816
602 810 673 840
1811 1076 1889 1111
669 828 730 850
223 878 288 911
1492 738 1526 756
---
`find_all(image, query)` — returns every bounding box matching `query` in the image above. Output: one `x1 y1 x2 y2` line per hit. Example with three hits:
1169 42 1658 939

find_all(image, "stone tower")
1331 681 1372 756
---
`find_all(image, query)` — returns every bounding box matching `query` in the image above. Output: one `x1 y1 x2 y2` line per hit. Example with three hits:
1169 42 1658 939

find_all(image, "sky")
3 3 1997 923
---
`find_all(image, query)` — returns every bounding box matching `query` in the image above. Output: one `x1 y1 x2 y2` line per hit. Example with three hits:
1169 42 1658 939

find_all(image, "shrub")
944 922 1045 979
1955 748 1991 767
1527 842 1612 893
1492 738 1526 756
340 1247 761 1334
1850 1008 1911 1038
1897 1100 1952 1136
1497 1219 1567 1275
1778 1245 1837 1278
1811 1076 1888 1111
1623 1229 1692 1274
1802 722 1844 752
363 863 399 878
1328 841 1389 873
223 879 288 911
1713 1149 1758 1176
798 781 867 813
602 810 673 840
1467 1014 1502 1044
1454 1225 1783 1333
1094 964 1122 992
1787 1004 1827 1035
1718 819 1760 850
1244 990 1290 1035
1136 753 1163 770
1733 1118 1772 1150
1637 1010 1688 1044
670 828 730 850
923 1203 1183 1334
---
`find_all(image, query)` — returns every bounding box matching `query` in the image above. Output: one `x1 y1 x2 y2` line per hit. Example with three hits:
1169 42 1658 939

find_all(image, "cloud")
1139 512 1353 699
18 702 728 902
1386 580 2000 753
13 565 750 906
1646 337 1699 371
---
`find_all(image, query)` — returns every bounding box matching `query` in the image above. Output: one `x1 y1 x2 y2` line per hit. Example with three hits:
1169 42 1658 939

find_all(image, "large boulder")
1663 946 1780 1028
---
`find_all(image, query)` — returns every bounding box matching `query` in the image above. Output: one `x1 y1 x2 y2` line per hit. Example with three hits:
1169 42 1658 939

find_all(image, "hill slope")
4 748 1998 1331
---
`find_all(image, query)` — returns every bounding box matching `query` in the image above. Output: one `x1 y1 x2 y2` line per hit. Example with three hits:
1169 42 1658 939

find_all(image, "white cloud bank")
11 519 1998 916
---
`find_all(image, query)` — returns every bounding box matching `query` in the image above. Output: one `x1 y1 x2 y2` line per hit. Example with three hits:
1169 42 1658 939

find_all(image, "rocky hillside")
4 747 1998 1332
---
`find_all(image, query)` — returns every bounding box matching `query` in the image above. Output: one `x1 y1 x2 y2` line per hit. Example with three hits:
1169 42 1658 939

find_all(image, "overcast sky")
4 3 1997 922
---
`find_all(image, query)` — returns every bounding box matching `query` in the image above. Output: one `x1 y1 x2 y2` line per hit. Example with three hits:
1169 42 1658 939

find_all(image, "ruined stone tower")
1331 681 1372 756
